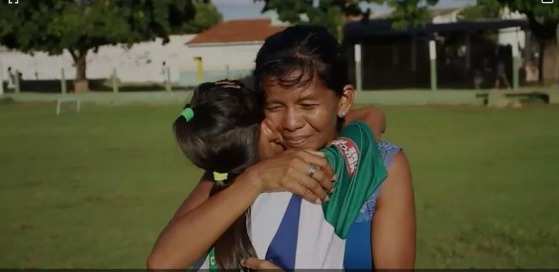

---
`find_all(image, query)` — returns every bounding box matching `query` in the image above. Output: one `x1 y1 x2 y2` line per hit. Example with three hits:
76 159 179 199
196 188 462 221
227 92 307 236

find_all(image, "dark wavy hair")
254 25 349 96
173 80 262 269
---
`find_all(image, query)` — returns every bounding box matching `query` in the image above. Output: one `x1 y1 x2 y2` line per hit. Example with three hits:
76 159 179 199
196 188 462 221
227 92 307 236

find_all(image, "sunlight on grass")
1 102 558 268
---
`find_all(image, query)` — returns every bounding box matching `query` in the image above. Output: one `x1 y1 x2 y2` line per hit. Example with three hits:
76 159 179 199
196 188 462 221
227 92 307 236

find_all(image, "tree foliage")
458 0 501 21
499 0 559 40
256 0 439 37
383 0 438 30
460 0 559 40
0 0 199 90
180 1 222 34
258 0 345 38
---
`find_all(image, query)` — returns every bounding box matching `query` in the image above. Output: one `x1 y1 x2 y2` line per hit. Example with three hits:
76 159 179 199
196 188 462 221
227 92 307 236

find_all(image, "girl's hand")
242 149 334 204
259 119 286 159
241 258 283 271
346 106 386 139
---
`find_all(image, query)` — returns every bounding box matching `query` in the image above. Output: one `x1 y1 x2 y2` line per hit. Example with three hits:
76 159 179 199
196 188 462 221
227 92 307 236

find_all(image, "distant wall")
0 35 262 86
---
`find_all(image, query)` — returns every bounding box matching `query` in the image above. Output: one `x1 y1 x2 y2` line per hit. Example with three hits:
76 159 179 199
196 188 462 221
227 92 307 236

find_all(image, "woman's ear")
337 84 355 118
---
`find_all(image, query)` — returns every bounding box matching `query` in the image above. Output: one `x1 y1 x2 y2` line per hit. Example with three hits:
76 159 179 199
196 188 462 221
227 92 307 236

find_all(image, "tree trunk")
542 39 559 85
69 49 89 92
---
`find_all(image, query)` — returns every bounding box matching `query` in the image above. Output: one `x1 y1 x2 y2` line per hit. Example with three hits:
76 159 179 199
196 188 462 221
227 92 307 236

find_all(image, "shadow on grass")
0 96 15 105
12 79 191 93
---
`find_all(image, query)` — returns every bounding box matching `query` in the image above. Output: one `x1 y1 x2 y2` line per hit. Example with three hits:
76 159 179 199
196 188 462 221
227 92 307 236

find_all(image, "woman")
148 25 415 270
162 78 386 270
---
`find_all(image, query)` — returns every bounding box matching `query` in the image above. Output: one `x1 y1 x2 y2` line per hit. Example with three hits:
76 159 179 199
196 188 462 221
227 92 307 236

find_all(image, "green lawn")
1 102 558 268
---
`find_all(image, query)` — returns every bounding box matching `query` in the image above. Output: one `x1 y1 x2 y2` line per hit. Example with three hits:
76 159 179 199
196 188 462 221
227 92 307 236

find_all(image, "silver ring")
307 163 318 178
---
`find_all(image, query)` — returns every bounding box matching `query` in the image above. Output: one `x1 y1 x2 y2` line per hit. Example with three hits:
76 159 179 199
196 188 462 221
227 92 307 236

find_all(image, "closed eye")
301 103 318 110
265 105 283 112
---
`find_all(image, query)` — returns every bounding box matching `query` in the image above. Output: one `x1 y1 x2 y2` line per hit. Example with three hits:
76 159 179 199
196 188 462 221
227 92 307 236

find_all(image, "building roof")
343 19 528 44
430 7 465 17
187 19 285 47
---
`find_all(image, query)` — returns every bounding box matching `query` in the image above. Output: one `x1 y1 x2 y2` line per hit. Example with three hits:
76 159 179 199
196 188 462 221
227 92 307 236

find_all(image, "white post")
14 69 20 93
429 40 438 91
165 66 172 92
354 44 363 92
61 68 67 94
112 68 119 93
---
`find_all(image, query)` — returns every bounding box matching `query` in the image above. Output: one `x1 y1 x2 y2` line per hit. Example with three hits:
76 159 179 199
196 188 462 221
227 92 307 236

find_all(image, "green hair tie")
181 107 194 122
213 171 228 186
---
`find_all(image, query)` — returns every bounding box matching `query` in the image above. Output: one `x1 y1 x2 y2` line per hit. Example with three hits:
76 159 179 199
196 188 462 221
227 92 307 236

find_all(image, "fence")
0 66 252 94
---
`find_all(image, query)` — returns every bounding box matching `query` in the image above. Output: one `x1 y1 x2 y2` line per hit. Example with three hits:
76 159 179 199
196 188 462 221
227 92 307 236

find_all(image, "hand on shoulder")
243 149 335 204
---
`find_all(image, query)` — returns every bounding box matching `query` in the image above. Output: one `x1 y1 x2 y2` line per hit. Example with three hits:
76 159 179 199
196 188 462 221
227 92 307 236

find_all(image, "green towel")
321 121 387 238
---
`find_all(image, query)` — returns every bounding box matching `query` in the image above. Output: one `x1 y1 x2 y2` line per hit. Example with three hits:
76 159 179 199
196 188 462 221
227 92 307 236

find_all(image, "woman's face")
261 73 353 151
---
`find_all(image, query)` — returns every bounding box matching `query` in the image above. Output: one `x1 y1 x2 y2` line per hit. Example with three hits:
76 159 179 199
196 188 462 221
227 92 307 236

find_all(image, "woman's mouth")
284 136 308 148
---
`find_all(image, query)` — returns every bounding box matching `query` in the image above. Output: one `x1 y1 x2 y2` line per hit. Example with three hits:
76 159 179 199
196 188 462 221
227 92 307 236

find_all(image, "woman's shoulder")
377 140 402 168
378 145 412 203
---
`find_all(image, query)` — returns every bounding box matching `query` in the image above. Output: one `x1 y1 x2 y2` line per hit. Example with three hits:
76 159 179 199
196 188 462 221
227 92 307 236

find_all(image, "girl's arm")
372 151 416 269
147 150 334 269
346 106 386 139
147 170 262 269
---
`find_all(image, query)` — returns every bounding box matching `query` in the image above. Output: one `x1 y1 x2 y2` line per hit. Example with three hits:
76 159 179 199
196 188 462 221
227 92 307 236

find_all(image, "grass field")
1 102 558 268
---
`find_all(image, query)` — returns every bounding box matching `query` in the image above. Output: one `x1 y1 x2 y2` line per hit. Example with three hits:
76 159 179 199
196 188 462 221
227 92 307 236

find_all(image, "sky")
213 0 477 20
212 0 266 20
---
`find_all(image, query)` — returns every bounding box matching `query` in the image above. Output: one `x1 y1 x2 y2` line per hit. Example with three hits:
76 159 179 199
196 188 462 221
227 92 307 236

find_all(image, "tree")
458 0 501 21
0 0 197 92
256 0 439 39
257 0 344 38
179 1 222 34
459 0 559 84
382 0 438 30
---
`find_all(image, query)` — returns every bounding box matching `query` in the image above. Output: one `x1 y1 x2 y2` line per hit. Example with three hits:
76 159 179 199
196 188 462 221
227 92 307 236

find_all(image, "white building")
0 18 284 87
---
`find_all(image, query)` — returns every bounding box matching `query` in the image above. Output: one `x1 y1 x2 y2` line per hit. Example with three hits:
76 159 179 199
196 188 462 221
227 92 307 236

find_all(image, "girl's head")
254 25 355 150
173 80 264 183
174 80 273 268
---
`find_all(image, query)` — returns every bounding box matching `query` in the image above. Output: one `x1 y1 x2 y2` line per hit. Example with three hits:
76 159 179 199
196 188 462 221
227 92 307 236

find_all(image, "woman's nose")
282 108 305 132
